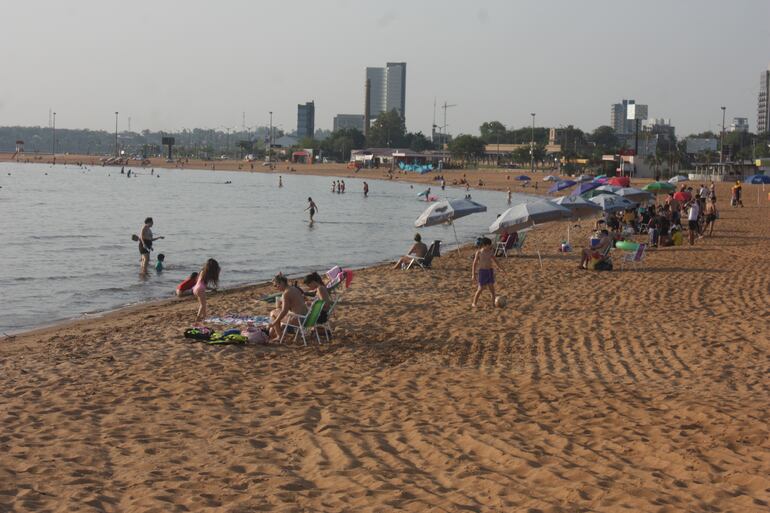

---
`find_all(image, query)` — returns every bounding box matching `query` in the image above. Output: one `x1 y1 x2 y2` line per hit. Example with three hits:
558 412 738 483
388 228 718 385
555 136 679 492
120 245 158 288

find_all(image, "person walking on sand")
305 197 318 223
731 181 743 207
703 197 718 237
472 237 504 308
137 217 164 274
363 181 369 197
687 199 700 245
193 259 220 322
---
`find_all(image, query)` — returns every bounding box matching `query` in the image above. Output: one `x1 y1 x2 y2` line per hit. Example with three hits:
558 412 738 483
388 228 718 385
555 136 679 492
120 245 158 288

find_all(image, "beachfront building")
297 101 315 139
365 62 407 122
758 65 769 134
729 117 749 133
333 114 365 132
685 137 718 155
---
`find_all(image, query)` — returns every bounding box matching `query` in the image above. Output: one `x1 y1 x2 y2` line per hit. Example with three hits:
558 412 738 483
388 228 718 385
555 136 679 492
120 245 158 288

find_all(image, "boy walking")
472 237 503 308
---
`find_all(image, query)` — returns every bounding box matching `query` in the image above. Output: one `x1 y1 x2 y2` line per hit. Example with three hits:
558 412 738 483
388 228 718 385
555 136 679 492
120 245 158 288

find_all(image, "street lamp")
530 112 536 173
719 106 726 163
52 111 56 158
268 111 273 163
114 111 119 157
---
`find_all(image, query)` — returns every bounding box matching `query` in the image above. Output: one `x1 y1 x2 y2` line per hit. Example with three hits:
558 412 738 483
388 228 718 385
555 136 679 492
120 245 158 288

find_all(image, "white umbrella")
552 195 603 243
595 184 621 194
543 175 558 182
489 200 572 269
589 194 637 212
576 174 594 182
668 175 688 183
615 187 654 203
415 198 487 253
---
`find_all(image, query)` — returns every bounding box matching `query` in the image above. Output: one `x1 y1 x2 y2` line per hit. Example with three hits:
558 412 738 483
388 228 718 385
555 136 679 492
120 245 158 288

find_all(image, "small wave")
29 234 94 240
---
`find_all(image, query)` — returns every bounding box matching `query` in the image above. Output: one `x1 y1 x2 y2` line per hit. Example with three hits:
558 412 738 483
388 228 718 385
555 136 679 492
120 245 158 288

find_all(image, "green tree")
405 131 434 152
366 110 406 148
590 126 619 153
448 134 485 161
479 121 508 143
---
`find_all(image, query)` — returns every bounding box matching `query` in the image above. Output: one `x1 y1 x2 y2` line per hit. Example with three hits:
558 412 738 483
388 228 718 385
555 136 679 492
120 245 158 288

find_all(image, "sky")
1 0 769 137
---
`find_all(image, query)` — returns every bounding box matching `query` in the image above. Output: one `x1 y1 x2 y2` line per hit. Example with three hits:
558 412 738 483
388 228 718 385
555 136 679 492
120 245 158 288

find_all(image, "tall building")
333 114 365 132
610 99 637 135
297 101 315 139
729 117 749 133
759 66 770 134
365 62 406 124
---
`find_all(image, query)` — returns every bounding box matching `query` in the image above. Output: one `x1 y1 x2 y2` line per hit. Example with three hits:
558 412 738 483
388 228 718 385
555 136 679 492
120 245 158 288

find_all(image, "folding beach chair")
316 296 341 342
279 300 325 346
495 234 517 257
510 231 528 256
620 243 646 271
404 241 438 270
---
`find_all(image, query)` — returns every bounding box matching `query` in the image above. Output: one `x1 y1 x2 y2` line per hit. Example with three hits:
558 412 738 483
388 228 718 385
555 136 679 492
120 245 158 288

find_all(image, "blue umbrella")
744 174 770 184
548 179 577 193
574 181 600 195
516 175 531 181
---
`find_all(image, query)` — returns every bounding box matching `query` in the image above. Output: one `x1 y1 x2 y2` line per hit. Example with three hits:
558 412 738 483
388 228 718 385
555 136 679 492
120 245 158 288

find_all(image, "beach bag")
594 259 613 272
243 326 268 344
184 327 212 340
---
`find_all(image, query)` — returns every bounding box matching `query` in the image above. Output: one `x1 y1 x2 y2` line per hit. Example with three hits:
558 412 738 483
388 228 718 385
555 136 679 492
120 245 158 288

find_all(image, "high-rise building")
333 114 365 132
365 62 406 124
758 66 770 134
297 101 315 139
729 117 749 133
610 99 638 135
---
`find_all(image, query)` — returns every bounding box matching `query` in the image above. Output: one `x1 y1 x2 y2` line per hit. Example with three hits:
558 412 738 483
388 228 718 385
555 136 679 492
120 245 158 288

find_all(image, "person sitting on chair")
580 229 611 269
393 233 428 269
268 274 309 341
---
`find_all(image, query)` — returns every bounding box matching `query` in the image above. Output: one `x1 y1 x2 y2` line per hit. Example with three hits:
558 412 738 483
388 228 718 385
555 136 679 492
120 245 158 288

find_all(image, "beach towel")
204 315 270 326
184 327 212 340
207 332 248 345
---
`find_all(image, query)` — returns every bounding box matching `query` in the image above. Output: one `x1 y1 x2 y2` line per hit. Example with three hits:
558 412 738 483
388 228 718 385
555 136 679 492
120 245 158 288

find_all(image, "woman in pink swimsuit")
193 259 220 322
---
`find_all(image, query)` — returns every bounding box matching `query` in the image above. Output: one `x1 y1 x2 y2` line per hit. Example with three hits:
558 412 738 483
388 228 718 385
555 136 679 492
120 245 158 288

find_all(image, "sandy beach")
1 171 769 512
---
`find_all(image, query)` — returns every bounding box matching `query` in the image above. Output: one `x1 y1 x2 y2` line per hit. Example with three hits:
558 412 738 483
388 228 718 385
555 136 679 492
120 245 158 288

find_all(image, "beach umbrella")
668 175 688 183
596 184 622 194
574 181 601 195
594 174 607 180
516 175 531 181
415 198 487 253
744 174 770 184
673 191 691 202
543 175 558 182
615 187 654 203
608 176 631 187
589 194 637 213
548 179 577 193
552 195 603 243
576 174 594 182
594 177 609 184
643 181 676 194
489 200 571 234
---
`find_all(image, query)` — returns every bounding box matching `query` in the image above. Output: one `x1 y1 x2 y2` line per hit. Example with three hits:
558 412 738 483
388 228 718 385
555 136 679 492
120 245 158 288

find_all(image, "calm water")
0 163 535 333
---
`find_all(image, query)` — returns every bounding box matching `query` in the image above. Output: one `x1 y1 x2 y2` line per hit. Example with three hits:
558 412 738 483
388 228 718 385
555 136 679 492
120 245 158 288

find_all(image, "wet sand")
1 174 769 511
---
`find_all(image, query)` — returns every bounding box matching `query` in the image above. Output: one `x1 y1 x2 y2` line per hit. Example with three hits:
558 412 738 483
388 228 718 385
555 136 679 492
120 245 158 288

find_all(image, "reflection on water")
0 163 536 332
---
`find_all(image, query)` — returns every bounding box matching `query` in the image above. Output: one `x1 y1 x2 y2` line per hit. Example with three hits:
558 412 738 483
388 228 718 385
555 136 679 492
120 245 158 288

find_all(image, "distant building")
296 101 315 139
643 118 676 140
758 65 770 134
333 114 365 132
365 62 407 122
685 138 718 155
729 117 749 133
610 99 638 135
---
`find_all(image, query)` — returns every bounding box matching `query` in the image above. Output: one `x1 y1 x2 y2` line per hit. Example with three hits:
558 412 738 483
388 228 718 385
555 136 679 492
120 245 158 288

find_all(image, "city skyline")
1 0 768 137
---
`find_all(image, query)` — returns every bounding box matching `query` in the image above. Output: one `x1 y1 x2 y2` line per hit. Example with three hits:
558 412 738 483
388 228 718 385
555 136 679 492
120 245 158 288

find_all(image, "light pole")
268 111 273 163
530 112 536 173
52 111 56 158
114 111 119 157
719 106 726 163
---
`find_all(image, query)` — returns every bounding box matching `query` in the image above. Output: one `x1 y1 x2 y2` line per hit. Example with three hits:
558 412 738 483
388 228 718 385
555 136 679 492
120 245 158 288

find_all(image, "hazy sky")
2 0 768 137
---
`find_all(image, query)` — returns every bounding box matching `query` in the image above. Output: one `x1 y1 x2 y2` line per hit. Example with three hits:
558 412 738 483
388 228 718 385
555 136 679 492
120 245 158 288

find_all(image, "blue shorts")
478 269 494 286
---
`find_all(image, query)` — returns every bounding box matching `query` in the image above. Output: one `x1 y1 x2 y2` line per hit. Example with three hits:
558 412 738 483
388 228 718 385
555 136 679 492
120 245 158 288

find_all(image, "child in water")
471 237 503 308
193 259 220 321
155 253 165 272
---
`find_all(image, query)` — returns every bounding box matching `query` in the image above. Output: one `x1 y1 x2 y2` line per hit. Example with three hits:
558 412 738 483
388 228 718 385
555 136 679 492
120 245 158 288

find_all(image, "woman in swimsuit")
193 259 220 322
138 217 164 274
305 197 318 223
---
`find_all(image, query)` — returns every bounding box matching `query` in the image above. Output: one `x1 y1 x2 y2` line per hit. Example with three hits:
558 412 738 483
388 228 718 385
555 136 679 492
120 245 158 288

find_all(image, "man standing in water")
305 197 318 223
363 181 369 197
137 217 164 274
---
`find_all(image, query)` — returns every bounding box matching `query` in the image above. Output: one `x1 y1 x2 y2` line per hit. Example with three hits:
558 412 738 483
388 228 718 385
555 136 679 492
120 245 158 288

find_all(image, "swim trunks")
478 268 494 286
139 239 152 255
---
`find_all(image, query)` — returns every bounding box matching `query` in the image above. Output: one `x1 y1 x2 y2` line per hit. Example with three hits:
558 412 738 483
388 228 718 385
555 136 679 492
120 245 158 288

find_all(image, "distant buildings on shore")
610 99 646 135
296 101 315 139
333 114 365 132
729 117 749 133
759 65 769 134
365 62 407 122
